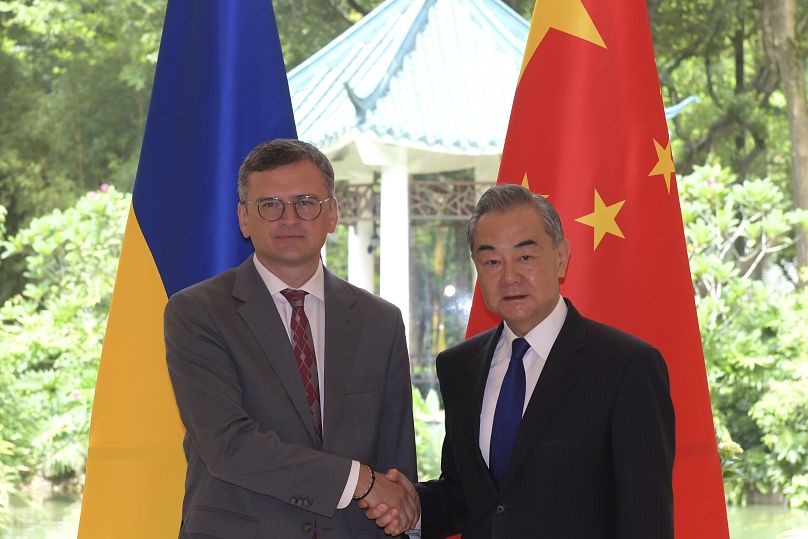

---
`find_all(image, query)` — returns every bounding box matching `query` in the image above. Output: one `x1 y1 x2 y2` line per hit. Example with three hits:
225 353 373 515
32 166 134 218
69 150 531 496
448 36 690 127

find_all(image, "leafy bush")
0 187 129 494
0 432 13 532
680 163 808 507
412 387 445 482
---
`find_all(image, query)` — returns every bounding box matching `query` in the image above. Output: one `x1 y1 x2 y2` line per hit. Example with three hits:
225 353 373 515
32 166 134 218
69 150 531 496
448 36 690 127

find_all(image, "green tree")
650 0 808 271
0 0 163 289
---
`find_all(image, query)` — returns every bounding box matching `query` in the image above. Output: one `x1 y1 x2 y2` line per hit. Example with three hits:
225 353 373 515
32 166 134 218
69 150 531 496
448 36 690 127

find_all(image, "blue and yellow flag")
78 2 296 536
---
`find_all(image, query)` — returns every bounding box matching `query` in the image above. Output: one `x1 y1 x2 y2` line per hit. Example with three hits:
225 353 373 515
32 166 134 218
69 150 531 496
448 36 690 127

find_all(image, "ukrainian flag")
78 2 296 536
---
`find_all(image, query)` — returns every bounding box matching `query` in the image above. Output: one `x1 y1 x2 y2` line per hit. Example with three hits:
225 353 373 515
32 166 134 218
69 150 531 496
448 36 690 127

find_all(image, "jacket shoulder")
579 314 659 356
166 265 240 311
436 327 499 370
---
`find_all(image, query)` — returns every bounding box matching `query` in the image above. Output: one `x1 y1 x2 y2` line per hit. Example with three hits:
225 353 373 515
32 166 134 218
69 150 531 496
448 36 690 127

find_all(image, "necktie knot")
510 337 530 363
281 288 307 308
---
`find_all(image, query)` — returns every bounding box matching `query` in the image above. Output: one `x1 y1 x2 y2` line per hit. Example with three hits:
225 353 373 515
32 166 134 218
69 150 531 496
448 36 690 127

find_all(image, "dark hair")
238 139 335 201
468 184 565 250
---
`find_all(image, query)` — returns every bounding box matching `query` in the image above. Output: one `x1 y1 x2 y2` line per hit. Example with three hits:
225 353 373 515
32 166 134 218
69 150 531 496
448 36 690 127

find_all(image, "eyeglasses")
241 195 334 222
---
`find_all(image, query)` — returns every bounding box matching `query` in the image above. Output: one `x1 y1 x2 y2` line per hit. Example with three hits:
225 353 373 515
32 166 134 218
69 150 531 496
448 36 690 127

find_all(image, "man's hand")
358 468 419 536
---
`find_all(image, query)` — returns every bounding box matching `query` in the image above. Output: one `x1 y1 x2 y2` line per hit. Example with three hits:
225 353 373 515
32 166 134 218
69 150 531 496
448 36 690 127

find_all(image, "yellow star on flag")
520 0 607 79
648 139 675 193
575 190 625 250
519 173 549 198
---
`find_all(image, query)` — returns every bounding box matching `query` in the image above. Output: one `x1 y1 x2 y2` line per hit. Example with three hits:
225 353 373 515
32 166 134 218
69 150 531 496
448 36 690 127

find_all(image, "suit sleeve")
611 348 675 539
374 312 418 484
164 290 351 517
415 353 468 539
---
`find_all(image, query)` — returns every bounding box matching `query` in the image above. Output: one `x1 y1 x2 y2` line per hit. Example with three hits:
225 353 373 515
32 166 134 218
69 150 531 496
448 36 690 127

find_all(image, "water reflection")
727 505 808 539
7 497 80 539
6 499 808 538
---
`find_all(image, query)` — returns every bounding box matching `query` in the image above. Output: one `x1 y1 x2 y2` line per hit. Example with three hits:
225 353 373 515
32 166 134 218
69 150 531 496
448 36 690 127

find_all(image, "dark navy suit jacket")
417 299 675 539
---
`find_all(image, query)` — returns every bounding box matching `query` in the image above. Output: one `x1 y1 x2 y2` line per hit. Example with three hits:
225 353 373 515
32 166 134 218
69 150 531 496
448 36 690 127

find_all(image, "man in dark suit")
165 139 418 538
367 184 674 538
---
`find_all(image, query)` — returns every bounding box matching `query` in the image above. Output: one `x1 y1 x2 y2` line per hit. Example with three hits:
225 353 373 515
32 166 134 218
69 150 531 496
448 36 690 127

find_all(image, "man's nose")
501 261 520 284
279 201 299 223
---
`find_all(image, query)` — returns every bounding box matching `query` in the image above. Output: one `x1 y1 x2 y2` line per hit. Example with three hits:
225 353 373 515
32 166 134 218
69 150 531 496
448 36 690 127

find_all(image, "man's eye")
259 199 283 209
483 259 500 266
520 255 533 261
297 198 318 207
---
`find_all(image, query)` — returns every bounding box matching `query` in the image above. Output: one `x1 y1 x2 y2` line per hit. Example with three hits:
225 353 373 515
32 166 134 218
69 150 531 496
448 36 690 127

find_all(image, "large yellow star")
520 0 607 79
575 190 625 250
648 139 675 193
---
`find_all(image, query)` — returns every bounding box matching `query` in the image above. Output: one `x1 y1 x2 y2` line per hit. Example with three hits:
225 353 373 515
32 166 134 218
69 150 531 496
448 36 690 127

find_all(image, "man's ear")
557 239 571 278
237 202 250 239
327 197 339 233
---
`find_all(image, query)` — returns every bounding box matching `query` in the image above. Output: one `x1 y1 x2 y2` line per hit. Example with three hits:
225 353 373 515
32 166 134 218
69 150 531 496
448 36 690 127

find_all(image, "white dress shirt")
252 255 359 509
478 296 568 465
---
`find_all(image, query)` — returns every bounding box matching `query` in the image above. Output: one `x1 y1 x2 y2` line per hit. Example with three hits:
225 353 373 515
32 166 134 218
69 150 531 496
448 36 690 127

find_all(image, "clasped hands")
357 468 419 536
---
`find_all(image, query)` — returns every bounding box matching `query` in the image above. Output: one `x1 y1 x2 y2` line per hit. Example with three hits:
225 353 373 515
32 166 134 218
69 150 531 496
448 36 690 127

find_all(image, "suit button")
495 505 505 515
289 497 298 504
303 499 312 506
302 523 313 532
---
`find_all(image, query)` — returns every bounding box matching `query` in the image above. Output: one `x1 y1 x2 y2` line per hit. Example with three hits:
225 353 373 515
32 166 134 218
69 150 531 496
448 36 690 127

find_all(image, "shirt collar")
501 296 568 362
252 254 325 302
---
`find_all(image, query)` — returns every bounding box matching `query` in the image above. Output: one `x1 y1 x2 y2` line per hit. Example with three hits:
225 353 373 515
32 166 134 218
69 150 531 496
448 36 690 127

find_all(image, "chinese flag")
466 0 729 537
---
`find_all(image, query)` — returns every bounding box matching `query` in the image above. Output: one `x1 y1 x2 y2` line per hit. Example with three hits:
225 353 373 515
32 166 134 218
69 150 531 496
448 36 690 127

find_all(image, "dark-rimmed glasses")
241 195 334 222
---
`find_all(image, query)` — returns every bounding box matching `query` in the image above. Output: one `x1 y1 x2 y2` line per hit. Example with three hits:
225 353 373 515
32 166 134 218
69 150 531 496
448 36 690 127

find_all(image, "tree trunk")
761 0 808 278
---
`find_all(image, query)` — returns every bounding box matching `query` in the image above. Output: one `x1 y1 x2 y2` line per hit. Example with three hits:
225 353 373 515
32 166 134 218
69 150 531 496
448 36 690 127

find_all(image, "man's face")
472 205 570 336
237 159 337 284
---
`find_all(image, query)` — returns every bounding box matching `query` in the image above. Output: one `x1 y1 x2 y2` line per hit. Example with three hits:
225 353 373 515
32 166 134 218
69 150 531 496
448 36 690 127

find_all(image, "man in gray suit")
165 139 418 538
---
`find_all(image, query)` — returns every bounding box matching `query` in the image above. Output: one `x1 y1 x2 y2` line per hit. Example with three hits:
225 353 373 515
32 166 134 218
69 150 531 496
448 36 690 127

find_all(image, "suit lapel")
232 258 322 445
499 300 589 490
321 269 360 451
468 325 504 496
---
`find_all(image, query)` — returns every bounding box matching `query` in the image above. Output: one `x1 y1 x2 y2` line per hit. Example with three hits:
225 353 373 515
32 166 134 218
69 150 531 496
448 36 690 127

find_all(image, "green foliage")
0 431 13 532
412 387 445 482
0 0 162 249
0 187 129 493
650 0 795 183
681 163 808 507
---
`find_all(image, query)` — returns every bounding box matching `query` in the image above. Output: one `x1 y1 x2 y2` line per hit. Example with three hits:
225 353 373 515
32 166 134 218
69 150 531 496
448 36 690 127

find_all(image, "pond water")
728 505 808 539
6 497 80 538
5 498 808 538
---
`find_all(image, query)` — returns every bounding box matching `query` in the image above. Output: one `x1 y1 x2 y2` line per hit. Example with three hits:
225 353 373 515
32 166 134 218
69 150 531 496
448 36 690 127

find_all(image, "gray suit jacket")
165 257 416 538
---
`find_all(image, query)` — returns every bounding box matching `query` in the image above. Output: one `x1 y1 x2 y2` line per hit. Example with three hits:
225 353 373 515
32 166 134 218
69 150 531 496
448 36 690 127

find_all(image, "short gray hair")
238 139 335 202
468 184 565 250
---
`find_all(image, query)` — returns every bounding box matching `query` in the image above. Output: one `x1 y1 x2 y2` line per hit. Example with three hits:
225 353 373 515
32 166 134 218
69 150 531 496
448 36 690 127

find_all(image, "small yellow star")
520 0 607 79
518 173 549 198
648 139 675 193
575 190 625 250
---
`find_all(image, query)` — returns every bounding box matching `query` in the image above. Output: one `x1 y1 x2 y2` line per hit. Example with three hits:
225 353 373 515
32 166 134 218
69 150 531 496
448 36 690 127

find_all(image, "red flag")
466 0 729 537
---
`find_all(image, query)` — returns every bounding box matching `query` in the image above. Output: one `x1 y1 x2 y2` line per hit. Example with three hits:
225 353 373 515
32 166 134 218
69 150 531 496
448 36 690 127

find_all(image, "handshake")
354 467 420 536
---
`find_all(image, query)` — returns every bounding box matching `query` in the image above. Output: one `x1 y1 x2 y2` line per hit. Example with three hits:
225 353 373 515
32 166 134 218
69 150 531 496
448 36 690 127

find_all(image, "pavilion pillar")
379 149 410 339
347 219 375 293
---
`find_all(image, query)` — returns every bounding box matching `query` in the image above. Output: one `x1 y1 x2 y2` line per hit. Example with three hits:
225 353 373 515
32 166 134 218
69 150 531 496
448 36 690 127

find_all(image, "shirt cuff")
406 515 422 538
337 460 360 509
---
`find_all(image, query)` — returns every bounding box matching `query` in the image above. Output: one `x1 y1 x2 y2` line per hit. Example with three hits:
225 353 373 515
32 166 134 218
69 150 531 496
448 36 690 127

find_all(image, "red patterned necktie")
280 289 323 444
